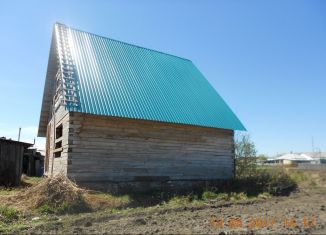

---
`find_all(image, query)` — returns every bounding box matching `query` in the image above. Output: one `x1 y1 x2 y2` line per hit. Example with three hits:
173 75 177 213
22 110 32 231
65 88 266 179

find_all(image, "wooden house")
38 23 245 190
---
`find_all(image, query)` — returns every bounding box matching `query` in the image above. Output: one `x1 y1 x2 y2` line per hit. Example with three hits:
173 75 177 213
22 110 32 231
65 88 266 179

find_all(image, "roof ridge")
55 23 192 62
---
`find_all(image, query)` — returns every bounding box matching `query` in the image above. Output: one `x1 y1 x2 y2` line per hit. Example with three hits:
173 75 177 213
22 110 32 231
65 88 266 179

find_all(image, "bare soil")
26 187 326 234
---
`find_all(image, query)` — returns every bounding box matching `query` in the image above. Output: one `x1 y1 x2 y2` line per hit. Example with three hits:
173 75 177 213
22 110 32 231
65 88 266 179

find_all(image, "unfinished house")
38 23 245 190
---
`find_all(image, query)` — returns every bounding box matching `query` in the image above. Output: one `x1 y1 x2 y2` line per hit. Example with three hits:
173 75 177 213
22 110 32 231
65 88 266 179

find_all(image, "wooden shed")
0 138 32 186
38 23 245 190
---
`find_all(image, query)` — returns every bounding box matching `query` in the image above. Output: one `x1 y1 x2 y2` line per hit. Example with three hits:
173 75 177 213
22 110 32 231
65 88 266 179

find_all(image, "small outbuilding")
23 148 45 177
0 138 32 186
38 23 245 190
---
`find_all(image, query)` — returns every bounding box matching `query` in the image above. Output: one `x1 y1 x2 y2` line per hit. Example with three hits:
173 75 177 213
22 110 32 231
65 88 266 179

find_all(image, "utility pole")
18 127 21 141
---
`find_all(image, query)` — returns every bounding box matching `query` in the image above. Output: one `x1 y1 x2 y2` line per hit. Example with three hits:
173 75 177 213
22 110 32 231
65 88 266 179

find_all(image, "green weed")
0 205 19 223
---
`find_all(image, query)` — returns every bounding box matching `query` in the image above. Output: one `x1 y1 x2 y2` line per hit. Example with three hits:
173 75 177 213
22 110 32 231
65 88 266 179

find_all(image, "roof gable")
38 23 245 136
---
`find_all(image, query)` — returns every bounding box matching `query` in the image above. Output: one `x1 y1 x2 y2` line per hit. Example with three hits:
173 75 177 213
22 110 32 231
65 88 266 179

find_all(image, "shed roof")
38 23 245 137
0 138 33 147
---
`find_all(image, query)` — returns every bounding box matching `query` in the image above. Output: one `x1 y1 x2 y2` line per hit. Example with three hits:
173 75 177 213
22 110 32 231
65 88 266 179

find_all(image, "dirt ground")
26 187 326 234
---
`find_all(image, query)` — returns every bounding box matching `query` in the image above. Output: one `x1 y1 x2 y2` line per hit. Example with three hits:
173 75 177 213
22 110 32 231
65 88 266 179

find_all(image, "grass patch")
167 195 192 206
84 193 130 210
0 205 19 223
38 204 55 214
288 170 309 183
201 191 248 201
202 191 228 201
0 222 30 234
257 192 272 199
229 192 248 201
125 168 299 209
286 168 326 189
21 175 43 186
166 191 252 207
0 187 19 196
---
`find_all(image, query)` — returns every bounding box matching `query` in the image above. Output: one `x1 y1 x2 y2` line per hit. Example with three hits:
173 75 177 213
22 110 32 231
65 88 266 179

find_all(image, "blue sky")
0 0 325 155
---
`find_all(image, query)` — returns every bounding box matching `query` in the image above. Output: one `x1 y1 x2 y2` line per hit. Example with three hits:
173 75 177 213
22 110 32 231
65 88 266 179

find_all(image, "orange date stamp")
210 215 316 229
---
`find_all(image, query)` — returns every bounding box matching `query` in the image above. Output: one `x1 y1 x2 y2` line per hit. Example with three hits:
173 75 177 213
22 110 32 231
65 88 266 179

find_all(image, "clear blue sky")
0 0 325 156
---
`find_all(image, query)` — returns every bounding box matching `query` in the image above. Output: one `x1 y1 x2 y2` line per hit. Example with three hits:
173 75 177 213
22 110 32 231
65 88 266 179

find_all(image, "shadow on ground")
117 172 298 208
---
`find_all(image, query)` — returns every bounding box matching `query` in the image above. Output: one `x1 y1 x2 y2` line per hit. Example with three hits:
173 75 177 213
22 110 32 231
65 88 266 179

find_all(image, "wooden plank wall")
0 140 26 186
67 113 235 182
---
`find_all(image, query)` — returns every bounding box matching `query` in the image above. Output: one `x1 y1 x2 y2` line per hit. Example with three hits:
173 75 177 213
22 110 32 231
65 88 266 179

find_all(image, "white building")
267 153 315 165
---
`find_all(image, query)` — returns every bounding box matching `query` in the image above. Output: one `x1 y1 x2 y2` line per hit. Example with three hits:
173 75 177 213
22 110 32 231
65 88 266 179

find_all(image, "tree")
234 133 257 178
257 154 268 162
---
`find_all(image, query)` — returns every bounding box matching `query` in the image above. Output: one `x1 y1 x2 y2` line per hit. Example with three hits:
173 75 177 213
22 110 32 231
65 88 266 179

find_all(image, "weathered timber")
0 139 32 186
64 113 235 183
46 109 236 190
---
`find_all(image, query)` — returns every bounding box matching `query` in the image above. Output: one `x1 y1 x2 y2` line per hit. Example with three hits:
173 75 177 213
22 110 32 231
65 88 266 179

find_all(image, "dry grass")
1 173 130 215
85 192 129 210
286 168 326 189
9 173 89 214
20 175 44 186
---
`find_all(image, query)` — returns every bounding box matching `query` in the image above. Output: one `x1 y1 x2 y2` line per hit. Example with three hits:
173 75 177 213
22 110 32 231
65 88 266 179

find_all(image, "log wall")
66 113 235 183
46 105 69 175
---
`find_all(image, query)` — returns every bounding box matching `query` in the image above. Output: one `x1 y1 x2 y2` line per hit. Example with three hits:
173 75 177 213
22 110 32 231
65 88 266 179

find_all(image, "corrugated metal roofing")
38 23 245 136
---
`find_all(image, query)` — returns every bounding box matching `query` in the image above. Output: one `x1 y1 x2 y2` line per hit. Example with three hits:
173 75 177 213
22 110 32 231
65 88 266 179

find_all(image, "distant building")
37 23 245 190
301 152 326 164
267 153 319 165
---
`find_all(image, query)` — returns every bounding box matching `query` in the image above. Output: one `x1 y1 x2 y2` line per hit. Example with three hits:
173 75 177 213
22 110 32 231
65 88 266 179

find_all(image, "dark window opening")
54 125 63 158
55 141 62 149
54 152 61 158
56 124 63 139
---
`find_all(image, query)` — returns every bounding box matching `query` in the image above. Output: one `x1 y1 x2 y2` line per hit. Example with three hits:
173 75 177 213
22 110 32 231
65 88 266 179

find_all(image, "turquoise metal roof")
38 23 245 136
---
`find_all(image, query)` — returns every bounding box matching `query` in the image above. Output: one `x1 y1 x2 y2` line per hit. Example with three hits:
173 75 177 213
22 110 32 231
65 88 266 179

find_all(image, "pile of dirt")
15 173 91 214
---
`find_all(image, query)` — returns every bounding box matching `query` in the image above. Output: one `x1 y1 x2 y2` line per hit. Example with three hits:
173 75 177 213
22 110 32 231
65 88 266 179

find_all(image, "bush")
233 168 297 196
264 169 297 195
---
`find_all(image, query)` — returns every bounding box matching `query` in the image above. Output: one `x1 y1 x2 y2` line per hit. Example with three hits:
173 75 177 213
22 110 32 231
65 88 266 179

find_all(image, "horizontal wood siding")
67 113 235 182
